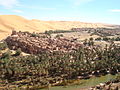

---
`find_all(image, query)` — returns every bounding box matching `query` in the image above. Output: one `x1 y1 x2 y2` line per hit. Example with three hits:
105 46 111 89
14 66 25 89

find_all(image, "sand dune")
0 15 114 40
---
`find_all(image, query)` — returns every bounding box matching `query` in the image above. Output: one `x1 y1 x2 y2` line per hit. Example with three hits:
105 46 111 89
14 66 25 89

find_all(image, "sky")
0 0 120 25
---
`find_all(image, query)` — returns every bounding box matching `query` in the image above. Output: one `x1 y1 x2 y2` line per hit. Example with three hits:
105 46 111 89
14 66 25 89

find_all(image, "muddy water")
42 74 119 90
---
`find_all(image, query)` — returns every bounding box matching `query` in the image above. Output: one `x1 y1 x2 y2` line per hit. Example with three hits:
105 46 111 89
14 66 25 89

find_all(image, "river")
42 74 119 90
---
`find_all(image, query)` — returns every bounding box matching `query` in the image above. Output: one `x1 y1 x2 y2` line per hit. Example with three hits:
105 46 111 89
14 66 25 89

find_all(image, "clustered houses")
6 31 82 54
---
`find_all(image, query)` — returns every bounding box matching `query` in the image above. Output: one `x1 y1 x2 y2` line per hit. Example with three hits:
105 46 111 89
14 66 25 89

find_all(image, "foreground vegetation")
0 40 120 89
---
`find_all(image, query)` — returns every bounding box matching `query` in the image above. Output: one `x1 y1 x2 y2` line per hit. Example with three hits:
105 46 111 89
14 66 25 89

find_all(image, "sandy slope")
0 15 112 40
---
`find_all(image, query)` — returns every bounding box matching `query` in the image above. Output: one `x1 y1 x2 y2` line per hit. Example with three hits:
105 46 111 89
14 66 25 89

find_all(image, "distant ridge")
0 15 118 40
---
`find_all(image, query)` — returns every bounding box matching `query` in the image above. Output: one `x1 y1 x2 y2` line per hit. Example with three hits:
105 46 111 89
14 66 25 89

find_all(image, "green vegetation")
95 37 102 41
14 48 22 56
83 38 94 46
0 42 8 50
115 37 120 41
1 50 11 59
0 41 120 89
95 37 120 41
55 34 64 38
103 37 110 41
45 30 76 35
31 33 40 37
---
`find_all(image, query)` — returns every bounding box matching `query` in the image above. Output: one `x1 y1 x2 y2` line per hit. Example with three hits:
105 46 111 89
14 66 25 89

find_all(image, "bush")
1 50 11 59
56 34 63 38
45 30 53 35
95 37 101 41
89 37 94 41
111 38 115 41
31 33 40 37
103 37 109 41
83 39 88 45
88 41 94 46
0 42 8 50
14 48 22 56
115 37 120 41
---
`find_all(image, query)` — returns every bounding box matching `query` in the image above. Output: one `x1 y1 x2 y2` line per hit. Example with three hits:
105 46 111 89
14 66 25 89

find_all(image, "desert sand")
0 15 112 40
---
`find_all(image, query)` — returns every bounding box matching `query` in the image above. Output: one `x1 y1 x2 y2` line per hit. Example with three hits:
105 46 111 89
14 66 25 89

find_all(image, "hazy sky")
0 0 120 24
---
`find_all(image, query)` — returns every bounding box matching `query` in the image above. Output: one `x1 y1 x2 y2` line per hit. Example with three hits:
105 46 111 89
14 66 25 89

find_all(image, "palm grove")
0 33 120 89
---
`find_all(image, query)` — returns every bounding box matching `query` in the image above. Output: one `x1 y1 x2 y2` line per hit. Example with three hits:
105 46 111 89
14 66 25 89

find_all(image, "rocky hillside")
0 15 116 40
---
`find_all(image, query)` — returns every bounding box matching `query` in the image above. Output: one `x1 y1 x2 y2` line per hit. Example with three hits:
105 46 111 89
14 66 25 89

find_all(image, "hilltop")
0 15 117 40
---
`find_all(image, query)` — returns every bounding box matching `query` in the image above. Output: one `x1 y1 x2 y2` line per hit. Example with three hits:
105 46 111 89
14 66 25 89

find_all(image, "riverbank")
41 74 120 90
90 75 120 90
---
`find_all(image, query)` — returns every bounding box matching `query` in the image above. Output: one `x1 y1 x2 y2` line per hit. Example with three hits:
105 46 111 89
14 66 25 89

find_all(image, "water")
42 74 119 90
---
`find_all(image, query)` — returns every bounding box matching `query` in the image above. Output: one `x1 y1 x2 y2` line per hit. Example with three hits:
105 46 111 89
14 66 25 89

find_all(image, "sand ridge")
0 15 113 40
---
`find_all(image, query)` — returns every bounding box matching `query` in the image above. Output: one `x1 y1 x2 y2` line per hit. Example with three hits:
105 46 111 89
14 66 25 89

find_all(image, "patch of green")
0 42 8 50
43 74 119 90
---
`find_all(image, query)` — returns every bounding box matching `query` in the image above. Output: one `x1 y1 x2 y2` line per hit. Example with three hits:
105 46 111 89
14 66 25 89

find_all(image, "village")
6 31 82 54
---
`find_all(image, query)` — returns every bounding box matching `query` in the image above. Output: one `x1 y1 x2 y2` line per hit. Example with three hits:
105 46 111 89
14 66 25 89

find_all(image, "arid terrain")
0 15 117 40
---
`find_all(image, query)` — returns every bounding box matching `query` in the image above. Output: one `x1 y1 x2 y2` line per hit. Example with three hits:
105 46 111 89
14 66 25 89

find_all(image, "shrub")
83 39 88 45
56 34 63 38
89 37 94 41
1 50 11 59
103 37 109 41
88 40 94 46
95 37 101 41
115 37 120 41
45 30 53 35
111 38 115 41
0 42 8 50
31 33 40 37
14 48 22 56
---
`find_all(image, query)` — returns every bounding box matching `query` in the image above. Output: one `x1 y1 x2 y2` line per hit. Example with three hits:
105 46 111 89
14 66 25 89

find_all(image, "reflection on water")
42 74 119 90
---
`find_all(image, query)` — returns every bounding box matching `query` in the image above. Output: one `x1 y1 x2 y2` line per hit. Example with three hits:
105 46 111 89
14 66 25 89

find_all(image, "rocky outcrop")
5 31 82 54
